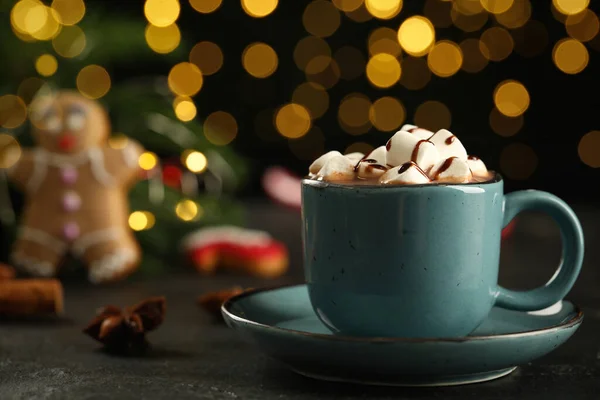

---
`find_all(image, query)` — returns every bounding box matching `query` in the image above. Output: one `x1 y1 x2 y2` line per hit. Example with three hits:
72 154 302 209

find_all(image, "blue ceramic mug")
301 174 584 338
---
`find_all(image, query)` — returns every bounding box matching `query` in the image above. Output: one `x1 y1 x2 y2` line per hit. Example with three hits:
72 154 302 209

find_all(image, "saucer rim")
222 283 584 343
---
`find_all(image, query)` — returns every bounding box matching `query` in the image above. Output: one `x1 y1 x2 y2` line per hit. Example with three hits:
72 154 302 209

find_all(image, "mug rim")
301 172 503 189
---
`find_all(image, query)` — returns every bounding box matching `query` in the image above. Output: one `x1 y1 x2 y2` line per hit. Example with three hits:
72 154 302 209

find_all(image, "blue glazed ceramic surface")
222 285 583 387
301 175 584 338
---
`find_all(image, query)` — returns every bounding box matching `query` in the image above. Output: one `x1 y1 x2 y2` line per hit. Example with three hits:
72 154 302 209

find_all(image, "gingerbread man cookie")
6 91 144 283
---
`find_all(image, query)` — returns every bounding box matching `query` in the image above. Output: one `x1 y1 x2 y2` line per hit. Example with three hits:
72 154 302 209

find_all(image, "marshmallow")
309 150 342 174
400 124 433 140
466 156 489 177
317 155 356 182
386 130 440 172
429 157 472 183
428 129 468 161
356 146 388 179
379 162 431 185
344 152 365 164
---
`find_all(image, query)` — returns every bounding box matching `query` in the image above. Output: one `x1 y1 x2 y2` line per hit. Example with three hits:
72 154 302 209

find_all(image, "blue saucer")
222 284 583 387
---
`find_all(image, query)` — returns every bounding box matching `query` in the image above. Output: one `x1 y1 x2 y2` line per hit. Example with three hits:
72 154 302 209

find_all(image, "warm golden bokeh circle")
414 100 451 132
51 0 86 26
306 57 341 89
294 36 331 71
500 143 538 180
243 42 278 78
552 0 589 16
241 0 278 18
190 41 224 76
204 111 238 145
451 6 488 32
145 23 181 54
494 80 530 117
35 54 58 77
275 104 312 139
494 0 531 29
0 133 22 169
52 25 86 58
578 131 600 168
489 108 524 137
168 62 203 96
366 53 401 88
365 0 403 20
427 40 463 77
368 27 402 57
332 0 364 12
397 16 435 57
338 93 372 135
292 83 329 119
481 0 514 14
189 0 222 14
182 150 208 173
76 65 111 99
552 38 589 74
144 0 180 27
566 10 599 43
460 38 488 73
303 0 341 38
369 97 406 132
173 97 197 122
480 27 514 61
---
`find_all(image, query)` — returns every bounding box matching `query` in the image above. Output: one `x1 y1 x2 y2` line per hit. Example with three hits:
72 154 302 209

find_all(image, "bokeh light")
52 25 86 58
368 27 402 57
427 40 463 77
414 100 451 131
494 80 530 117
294 36 331 71
480 27 514 61
397 16 436 57
369 97 405 132
175 199 203 221
552 38 589 74
138 151 158 170
243 42 278 78
480 0 513 14
145 23 181 54
365 0 402 20
332 0 364 12
189 41 223 75
168 62 203 96
338 93 372 135
494 0 531 29
366 53 401 88
0 134 22 169
33 7 62 41
0 95 27 129
306 57 340 89
204 111 238 145
512 20 549 58
489 108 524 137
241 0 278 18
451 6 488 32
35 54 58 77
292 83 329 119
275 104 312 139
173 97 197 122
18 77 46 104
334 46 365 80
500 143 537 180
76 65 111 99
578 131 600 168
552 0 589 16
189 0 222 13
288 126 326 161
566 10 599 43
303 1 341 38
144 0 180 27
129 211 156 231
452 0 483 15
399 56 431 90
424 0 452 28
460 38 488 73
345 3 372 22
345 142 374 155
51 0 85 25
182 150 208 173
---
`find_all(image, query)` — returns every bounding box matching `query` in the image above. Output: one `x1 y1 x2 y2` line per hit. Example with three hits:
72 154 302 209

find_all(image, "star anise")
83 296 166 355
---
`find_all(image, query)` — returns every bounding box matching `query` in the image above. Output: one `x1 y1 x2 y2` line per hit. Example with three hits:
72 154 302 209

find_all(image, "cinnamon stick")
0 279 64 316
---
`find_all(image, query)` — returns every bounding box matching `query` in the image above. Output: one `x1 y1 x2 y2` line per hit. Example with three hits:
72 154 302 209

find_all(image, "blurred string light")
566 10 599 43
145 23 181 54
204 111 238 145
345 142 374 155
365 0 402 20
275 104 312 139
451 5 488 32
144 0 180 27
399 56 431 90
189 41 223 75
480 27 513 61
0 133 22 169
288 126 326 161
332 0 363 12
11 0 63 41
489 108 524 137
512 20 549 58
424 0 452 28
414 100 451 131
292 82 329 119
128 211 156 231
397 16 435 57
452 0 482 15
345 3 373 22
552 0 589 16
338 93 372 135
493 80 529 117
427 40 463 77
52 25 86 58
366 53 401 88
138 151 158 171
578 131 600 168
480 0 514 14
368 27 402 57
168 62 203 96
176 199 203 221
243 43 278 78
18 77 46 104
552 38 589 74
77 65 111 99
459 38 488 73
173 96 197 122
334 46 365 80
51 0 85 26
35 54 58 77
494 0 531 29
0 95 28 129
189 0 222 13
303 0 341 38
306 57 340 89
369 97 406 132
500 143 537 180
294 36 331 71
241 0 278 18
181 149 208 173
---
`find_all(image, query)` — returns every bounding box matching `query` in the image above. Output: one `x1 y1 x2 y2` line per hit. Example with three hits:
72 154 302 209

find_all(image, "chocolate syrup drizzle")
398 161 430 180
354 158 387 173
410 140 431 163
445 135 456 145
386 140 392 151
432 156 457 180
467 155 479 160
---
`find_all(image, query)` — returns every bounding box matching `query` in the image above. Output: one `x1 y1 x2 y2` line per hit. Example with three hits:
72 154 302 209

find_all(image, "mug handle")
495 190 584 311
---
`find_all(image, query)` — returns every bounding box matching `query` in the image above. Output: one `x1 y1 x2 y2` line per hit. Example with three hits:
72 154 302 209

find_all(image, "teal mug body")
301 174 584 338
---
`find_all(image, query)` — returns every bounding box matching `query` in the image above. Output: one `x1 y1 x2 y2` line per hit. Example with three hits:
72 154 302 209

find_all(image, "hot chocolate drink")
308 124 492 184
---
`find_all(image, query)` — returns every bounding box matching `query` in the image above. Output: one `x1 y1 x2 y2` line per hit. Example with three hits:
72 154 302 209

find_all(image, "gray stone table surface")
0 200 599 399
